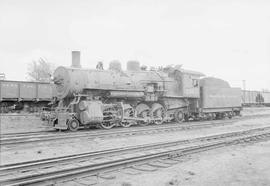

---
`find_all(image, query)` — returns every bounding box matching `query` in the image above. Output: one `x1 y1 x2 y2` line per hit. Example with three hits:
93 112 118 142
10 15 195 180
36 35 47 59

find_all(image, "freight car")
0 80 55 113
43 51 242 131
261 92 270 106
241 90 270 106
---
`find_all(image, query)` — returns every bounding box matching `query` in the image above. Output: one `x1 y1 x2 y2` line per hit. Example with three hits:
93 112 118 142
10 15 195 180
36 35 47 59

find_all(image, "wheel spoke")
120 108 133 128
138 110 150 126
153 108 165 125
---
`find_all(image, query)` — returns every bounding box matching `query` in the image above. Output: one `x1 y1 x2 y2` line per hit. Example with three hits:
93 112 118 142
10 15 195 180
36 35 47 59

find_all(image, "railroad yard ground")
99 140 270 186
1 107 270 186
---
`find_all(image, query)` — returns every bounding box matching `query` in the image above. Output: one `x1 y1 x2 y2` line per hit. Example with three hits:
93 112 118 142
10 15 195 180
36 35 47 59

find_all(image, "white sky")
0 0 269 90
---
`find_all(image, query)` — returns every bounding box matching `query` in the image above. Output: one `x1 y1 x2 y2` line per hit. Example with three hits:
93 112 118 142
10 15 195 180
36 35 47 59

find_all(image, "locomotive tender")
46 51 242 131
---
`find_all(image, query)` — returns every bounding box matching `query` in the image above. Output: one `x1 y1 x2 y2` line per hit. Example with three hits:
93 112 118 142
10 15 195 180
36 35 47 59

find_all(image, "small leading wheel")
67 119 80 131
100 122 116 129
174 110 184 123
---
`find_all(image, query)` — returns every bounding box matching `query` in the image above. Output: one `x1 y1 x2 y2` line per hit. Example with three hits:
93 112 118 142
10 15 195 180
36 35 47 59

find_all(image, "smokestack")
71 51 81 68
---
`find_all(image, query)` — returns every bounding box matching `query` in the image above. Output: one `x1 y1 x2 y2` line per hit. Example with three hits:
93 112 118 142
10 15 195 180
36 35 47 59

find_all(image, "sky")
0 0 269 91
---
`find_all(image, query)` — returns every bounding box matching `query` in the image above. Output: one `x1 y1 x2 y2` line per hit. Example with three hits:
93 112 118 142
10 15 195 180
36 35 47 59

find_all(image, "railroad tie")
131 164 158 172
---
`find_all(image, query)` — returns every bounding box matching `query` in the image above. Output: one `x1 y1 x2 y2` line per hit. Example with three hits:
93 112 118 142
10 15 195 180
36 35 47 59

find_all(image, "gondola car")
0 80 55 113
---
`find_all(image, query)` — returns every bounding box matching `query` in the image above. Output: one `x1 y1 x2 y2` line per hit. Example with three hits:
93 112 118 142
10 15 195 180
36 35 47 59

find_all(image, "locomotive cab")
176 70 204 118
180 70 202 98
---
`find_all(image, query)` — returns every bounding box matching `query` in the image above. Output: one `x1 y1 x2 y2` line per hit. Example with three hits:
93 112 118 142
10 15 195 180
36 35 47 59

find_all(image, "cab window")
192 79 198 87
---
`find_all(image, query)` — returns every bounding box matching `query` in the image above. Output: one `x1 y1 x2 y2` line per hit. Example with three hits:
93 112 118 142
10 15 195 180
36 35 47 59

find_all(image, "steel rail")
2 118 237 137
2 113 269 139
1 126 270 186
3 126 266 170
2 113 270 147
0 119 240 146
3 113 270 138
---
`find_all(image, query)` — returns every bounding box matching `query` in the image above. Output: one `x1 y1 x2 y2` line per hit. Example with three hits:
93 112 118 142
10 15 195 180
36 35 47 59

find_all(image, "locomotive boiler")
46 51 242 131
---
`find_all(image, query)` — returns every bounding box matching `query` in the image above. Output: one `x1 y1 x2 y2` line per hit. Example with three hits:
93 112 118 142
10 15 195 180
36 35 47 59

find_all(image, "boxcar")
261 91 270 106
241 90 268 106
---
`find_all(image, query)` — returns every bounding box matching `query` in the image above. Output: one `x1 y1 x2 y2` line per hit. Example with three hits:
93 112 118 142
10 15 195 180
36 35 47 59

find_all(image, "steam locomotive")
44 51 242 131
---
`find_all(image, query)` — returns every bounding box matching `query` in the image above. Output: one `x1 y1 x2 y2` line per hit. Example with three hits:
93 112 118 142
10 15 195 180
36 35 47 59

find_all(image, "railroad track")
1 126 270 186
3 113 270 138
1 119 240 146
2 113 269 139
1 114 270 147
